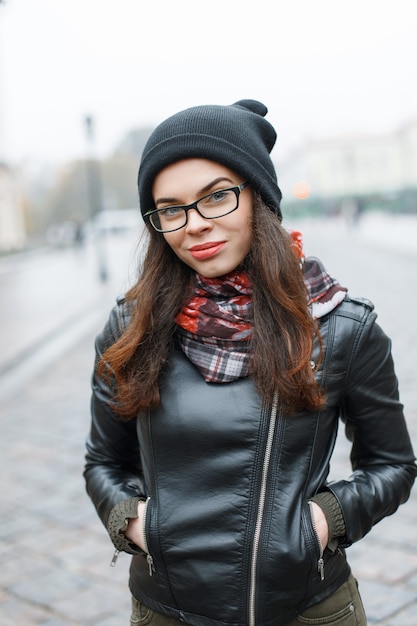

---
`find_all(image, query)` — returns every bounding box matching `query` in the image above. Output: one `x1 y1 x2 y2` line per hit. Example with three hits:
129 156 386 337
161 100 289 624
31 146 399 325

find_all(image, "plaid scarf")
176 271 253 383
176 231 347 383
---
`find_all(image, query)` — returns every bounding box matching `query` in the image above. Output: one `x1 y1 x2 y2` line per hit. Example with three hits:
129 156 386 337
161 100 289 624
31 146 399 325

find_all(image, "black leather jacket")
85 295 416 626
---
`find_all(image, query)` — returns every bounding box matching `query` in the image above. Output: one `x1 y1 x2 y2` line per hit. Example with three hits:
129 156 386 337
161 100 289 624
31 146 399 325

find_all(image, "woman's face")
152 159 253 278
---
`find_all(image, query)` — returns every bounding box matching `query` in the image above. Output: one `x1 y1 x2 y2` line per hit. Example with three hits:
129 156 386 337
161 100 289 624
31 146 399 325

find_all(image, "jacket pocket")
306 501 325 581
141 497 156 577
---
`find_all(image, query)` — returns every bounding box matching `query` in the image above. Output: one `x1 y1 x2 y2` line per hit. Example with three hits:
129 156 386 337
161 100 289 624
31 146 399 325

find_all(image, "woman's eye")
160 206 182 217
208 190 230 204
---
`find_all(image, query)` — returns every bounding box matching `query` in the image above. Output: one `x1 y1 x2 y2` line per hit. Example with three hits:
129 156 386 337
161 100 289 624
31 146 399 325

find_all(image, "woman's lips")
189 242 226 260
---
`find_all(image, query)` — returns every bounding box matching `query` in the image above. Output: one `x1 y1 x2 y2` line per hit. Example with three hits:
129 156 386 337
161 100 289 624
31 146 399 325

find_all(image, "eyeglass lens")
151 188 239 232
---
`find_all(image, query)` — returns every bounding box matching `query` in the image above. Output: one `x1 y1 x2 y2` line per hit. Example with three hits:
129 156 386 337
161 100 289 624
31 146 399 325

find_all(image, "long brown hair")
99 195 324 419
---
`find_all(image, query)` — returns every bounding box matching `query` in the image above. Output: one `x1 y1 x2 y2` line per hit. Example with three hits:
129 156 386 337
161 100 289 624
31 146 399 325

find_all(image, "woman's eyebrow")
155 177 235 207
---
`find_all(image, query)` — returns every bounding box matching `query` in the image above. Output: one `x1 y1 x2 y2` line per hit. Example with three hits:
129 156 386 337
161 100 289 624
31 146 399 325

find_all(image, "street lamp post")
84 115 108 283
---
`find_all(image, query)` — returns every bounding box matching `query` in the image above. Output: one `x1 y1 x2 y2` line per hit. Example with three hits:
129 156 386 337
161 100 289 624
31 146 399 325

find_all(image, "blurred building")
0 164 26 251
278 118 417 214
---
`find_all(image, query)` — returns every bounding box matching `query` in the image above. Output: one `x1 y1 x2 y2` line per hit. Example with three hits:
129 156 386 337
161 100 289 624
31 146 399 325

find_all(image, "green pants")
130 573 367 625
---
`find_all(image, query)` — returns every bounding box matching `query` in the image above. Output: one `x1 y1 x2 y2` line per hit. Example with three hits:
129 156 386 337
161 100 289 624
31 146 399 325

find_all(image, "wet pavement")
0 217 416 625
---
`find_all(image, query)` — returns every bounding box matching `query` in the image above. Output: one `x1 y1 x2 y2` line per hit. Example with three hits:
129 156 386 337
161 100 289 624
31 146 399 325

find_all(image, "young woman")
84 100 416 626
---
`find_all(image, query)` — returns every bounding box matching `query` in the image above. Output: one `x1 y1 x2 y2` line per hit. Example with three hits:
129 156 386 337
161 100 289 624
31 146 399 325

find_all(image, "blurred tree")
100 125 155 210
23 125 156 237
101 153 139 210
41 160 89 227
115 127 154 157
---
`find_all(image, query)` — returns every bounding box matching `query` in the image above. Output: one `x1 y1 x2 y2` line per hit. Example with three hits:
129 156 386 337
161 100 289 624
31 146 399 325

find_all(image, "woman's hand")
310 501 329 550
125 500 147 552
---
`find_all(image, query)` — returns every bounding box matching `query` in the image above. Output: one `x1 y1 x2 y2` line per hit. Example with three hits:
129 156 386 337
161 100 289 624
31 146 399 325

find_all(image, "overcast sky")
1 0 416 167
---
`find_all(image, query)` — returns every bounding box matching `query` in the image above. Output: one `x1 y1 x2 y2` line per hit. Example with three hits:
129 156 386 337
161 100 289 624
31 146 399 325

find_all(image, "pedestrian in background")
84 99 416 626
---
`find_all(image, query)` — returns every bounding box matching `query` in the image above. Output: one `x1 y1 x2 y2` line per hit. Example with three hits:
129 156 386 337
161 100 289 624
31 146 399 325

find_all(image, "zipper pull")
317 557 325 581
110 549 120 567
147 554 155 576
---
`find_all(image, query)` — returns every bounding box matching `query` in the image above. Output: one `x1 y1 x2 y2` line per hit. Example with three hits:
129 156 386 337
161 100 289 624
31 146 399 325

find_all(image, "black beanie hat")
138 99 282 221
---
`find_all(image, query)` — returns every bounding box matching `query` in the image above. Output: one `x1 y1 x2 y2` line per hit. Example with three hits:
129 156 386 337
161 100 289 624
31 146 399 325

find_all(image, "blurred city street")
0 230 143 399
0 215 416 625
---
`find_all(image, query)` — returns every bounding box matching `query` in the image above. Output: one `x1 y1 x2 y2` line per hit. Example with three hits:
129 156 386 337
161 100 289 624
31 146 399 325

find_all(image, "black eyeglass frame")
144 181 249 233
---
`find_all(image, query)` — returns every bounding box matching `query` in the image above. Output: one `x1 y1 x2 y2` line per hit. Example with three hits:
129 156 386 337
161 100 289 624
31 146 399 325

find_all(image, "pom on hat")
138 99 282 221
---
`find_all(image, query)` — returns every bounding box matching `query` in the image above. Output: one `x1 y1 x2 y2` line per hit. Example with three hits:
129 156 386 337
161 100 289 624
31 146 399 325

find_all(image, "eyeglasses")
144 182 249 233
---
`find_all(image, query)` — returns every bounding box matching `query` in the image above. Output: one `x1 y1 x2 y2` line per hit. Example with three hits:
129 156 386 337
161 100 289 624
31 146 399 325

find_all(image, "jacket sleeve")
84 299 146 531
327 302 417 547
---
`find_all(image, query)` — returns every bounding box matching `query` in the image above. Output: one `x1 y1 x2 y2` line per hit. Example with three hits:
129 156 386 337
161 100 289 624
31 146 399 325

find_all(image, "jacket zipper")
109 497 154 574
141 498 155 576
141 497 150 554
110 549 120 567
308 500 325 581
248 394 278 626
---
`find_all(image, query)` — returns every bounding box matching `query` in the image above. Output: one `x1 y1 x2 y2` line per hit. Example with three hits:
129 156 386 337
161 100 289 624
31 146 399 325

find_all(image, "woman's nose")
185 208 213 233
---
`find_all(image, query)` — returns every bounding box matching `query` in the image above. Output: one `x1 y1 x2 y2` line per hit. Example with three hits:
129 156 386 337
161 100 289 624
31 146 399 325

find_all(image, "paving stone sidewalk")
1 223 416 625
